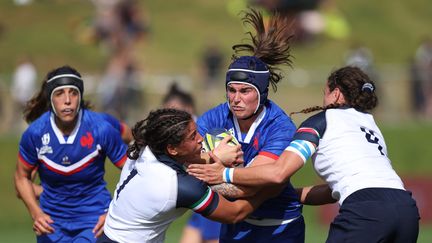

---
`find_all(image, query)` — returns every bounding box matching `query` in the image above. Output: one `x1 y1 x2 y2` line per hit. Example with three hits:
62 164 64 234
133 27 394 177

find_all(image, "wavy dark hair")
23 65 92 123
290 66 379 116
231 8 293 92
127 108 192 160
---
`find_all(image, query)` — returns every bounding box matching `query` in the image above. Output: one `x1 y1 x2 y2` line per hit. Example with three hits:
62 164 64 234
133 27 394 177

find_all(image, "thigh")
36 219 67 243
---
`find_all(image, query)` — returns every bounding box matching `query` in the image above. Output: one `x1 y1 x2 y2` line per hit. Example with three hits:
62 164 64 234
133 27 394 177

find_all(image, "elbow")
16 190 22 199
271 170 287 185
224 205 251 224
226 211 249 224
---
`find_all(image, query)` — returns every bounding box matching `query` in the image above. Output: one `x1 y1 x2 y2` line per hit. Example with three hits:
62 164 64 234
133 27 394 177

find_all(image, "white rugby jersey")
292 108 404 204
103 146 219 243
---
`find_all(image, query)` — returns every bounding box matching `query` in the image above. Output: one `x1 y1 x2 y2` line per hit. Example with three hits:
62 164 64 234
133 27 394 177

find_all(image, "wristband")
222 168 234 183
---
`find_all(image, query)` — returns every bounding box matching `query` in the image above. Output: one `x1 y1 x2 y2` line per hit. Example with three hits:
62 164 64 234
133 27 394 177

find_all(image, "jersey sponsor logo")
38 133 53 155
62 155 71 165
80 132 94 149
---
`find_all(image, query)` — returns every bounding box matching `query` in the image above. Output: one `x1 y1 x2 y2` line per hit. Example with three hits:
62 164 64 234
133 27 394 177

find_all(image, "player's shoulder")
200 103 229 119
177 173 209 205
24 112 51 136
265 100 295 129
82 110 115 130
297 110 328 138
198 103 229 129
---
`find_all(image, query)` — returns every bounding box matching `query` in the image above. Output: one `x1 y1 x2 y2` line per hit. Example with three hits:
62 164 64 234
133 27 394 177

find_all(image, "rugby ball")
202 128 239 152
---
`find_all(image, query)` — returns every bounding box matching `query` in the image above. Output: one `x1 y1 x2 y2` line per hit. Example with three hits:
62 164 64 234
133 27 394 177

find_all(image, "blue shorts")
37 216 100 243
327 188 420 243
219 215 305 243
187 212 221 240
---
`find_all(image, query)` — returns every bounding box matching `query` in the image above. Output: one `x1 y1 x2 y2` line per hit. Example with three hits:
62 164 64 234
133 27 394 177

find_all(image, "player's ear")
166 144 178 156
333 87 346 105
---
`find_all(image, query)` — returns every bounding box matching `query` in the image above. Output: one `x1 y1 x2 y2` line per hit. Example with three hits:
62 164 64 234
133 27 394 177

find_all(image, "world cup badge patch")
39 133 53 155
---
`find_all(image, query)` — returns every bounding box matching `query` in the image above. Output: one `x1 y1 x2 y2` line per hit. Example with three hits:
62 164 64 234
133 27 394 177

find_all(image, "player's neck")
54 116 78 136
237 106 263 132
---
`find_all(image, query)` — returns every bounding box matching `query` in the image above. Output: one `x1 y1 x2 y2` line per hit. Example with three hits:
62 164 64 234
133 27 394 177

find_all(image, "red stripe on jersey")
18 153 35 169
120 122 126 135
114 154 128 168
259 151 279 160
39 157 97 176
195 190 215 213
297 127 319 136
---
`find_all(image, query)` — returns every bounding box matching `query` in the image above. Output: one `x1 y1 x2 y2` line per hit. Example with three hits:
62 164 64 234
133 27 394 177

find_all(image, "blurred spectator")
411 37 432 117
9 56 37 132
344 44 378 82
201 43 224 88
11 56 37 108
92 0 149 121
13 0 33 6
409 57 426 117
162 82 196 120
343 44 380 100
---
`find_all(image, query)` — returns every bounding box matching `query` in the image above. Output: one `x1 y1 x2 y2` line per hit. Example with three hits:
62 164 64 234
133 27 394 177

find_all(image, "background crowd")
0 0 431 242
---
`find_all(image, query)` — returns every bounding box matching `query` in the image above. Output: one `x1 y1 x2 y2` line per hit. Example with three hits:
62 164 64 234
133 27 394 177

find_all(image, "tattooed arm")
211 183 257 199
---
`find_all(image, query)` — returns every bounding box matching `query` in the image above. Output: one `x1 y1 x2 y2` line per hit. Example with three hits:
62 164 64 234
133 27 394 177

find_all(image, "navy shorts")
326 188 420 243
96 232 118 243
36 215 100 243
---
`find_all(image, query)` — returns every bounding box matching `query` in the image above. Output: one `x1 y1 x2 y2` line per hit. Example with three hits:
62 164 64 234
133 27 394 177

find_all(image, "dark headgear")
46 74 84 98
225 56 270 111
46 74 84 115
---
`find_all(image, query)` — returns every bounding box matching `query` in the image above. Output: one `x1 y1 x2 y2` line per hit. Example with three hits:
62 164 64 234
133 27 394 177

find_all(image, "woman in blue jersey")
189 66 420 243
14 65 129 243
190 8 310 243
98 108 280 243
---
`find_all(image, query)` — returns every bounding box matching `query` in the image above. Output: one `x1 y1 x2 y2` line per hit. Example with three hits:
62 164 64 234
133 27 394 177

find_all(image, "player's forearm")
14 173 43 218
211 183 257 198
233 152 304 186
297 184 336 205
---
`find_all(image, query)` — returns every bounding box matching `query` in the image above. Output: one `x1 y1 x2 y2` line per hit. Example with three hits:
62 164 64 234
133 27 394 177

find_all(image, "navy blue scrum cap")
45 74 84 99
225 56 270 107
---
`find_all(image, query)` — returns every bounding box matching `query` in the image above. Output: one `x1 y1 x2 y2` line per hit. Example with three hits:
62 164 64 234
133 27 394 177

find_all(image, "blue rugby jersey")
197 100 302 220
100 113 126 136
18 109 128 219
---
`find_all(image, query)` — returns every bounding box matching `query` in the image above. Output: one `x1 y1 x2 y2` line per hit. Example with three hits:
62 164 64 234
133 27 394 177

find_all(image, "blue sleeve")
293 111 327 146
177 174 220 216
260 117 297 157
100 122 128 167
197 104 228 136
100 113 123 134
18 129 38 168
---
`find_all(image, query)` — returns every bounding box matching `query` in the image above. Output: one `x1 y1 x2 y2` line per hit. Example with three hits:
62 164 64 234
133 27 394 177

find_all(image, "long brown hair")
291 66 379 116
231 8 293 92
